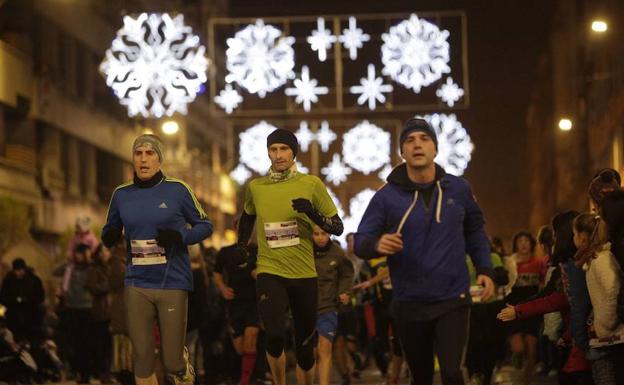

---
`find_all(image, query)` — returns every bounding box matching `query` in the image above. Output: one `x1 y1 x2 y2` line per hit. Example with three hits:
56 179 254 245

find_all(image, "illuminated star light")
342 121 390 174
339 17 370 60
436 77 464 107
285 66 329 112
225 19 295 98
230 164 252 185
350 64 393 110
381 13 450 93
295 121 315 152
307 17 337 62
214 84 243 114
321 154 352 186
100 13 208 118
316 121 337 152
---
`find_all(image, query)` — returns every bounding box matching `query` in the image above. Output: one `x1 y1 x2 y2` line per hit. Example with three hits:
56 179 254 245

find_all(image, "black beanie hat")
267 129 298 157
399 118 438 151
12 258 26 270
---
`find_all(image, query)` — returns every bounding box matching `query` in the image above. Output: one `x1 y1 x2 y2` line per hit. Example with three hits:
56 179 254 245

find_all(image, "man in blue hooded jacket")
354 118 494 385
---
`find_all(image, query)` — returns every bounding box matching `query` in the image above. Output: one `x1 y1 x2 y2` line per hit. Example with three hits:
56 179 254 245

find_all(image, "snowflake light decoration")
295 121 315 152
307 18 336 62
285 66 329 112
378 164 393 181
339 17 370 61
422 113 474 176
342 121 391 174
326 187 345 220
340 188 377 244
238 121 278 174
316 121 337 152
100 13 208 118
225 19 295 98
230 164 252 185
350 64 393 110
436 77 464 107
381 14 450 93
215 84 243 114
296 161 309 174
322 154 352 186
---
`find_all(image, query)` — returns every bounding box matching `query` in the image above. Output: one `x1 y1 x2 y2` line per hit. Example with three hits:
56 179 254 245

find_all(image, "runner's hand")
221 286 235 300
476 274 495 301
339 293 350 304
291 198 313 214
496 304 517 322
376 233 403 255
102 227 122 248
156 229 183 247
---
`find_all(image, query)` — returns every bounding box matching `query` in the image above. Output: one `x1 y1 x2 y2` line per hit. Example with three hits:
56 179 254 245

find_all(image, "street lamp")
161 120 179 135
591 20 608 33
558 118 573 131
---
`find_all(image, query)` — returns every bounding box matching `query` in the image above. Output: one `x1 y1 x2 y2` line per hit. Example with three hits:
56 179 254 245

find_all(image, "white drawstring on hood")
435 180 443 224
397 181 443 233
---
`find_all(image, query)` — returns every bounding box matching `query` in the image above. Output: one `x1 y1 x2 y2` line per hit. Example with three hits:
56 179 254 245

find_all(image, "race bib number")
264 220 300 248
130 239 167 265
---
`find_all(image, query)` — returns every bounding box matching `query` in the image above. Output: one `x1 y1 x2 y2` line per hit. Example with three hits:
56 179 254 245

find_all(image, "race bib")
130 239 167 265
264 220 300 248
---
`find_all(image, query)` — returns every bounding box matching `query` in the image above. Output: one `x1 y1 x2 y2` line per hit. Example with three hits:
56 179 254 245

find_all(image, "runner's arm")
179 186 213 245
291 198 344 235
237 211 256 246
102 190 122 247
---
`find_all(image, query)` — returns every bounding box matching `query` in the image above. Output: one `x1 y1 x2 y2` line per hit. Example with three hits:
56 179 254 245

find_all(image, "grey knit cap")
133 134 164 161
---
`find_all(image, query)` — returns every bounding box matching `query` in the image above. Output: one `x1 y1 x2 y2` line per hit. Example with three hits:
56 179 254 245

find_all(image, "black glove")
156 229 183 247
102 227 122 248
291 198 314 214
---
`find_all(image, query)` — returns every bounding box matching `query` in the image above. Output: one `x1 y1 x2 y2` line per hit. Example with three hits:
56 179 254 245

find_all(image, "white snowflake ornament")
321 154 352 186
339 17 370 61
436 77 464 107
285 66 329 112
342 121 391 174
316 121 337 152
215 84 243 114
381 14 450 93
378 164 393 181
422 113 474 176
350 64 393 110
238 121 278 174
230 164 252 185
307 18 336 62
296 161 309 174
100 13 209 118
225 19 295 98
295 121 315 152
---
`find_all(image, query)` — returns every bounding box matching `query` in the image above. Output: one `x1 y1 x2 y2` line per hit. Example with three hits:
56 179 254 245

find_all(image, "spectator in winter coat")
583 192 624 384
312 226 354 385
87 245 113 381
0 258 45 344
498 212 593 385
